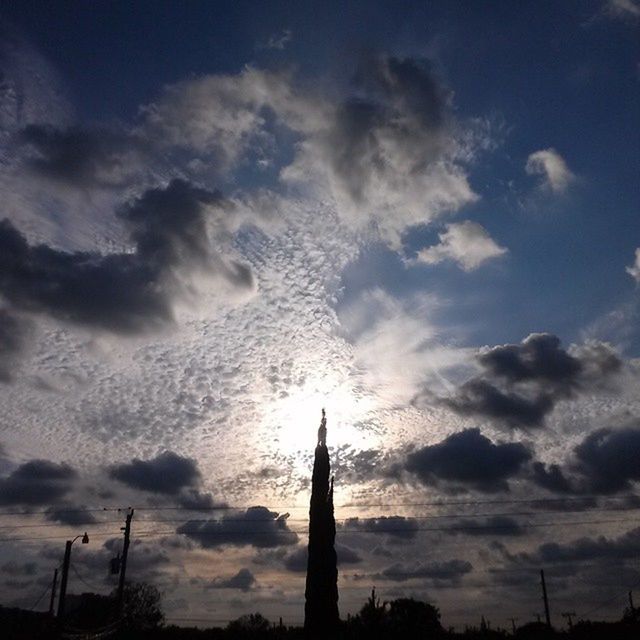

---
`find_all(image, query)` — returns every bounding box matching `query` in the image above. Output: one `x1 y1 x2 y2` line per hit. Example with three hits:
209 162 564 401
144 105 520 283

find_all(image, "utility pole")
48 568 58 616
630 591 635 612
540 569 551 628
509 617 518 634
561 612 576 629
116 508 134 615
57 541 72 619
55 532 89 620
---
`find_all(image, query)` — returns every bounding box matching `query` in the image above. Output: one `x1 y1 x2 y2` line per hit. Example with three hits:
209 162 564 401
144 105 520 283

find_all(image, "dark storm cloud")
176 488 226 510
283 546 308 572
356 55 446 126
0 179 252 335
575 426 640 492
377 559 472 584
478 333 582 386
1 561 38 576
0 216 170 333
445 334 621 428
208 568 256 591
530 496 599 511
325 55 448 205
0 309 31 383
340 516 420 541
447 515 525 537
531 462 575 494
0 459 76 505
109 451 200 495
404 428 531 493
447 379 553 428
118 179 222 271
532 425 640 495
69 537 171 585
514 526 640 565
176 506 298 549
19 124 143 188
44 503 97 526
109 539 170 577
336 543 363 565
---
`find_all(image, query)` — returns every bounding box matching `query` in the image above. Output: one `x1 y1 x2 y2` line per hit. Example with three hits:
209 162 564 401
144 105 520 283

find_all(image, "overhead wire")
0 494 633 517
578 578 640 619
3 515 637 543
132 517 640 537
8 498 639 622
28 581 54 612
2 503 639 530
70 562 108 593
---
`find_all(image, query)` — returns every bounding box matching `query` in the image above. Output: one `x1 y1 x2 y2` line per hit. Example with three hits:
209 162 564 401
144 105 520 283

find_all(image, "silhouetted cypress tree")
304 409 339 637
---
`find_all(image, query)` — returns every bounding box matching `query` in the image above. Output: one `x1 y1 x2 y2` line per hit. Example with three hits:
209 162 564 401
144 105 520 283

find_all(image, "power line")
70 562 107 593
133 517 640 537
0 508 132 517
3 515 637 543
0 520 127 530
2 503 639 530
0 495 630 517
28 581 54 612
135 504 640 523
578 578 640 619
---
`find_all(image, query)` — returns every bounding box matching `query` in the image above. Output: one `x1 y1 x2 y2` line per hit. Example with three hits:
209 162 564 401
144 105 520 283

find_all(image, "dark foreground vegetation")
2 583 639 640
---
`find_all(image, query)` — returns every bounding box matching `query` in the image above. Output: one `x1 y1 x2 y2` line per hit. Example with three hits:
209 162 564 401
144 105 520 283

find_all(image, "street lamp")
56 532 90 619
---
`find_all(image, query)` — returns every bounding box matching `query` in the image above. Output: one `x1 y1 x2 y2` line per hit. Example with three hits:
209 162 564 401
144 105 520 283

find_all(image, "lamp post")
56 532 89 619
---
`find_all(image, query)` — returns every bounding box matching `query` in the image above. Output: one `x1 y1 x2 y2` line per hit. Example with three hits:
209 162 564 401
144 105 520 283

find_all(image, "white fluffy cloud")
142 56 484 247
281 55 481 246
140 67 326 174
627 248 640 283
339 289 473 404
606 0 640 20
416 221 507 271
525 148 575 193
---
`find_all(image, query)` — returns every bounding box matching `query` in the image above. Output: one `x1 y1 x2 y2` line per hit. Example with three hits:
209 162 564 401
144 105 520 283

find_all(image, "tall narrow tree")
304 409 339 637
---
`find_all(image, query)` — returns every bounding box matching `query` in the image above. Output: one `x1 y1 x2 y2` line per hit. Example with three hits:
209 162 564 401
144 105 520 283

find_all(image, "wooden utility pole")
48 568 58 616
630 591 635 612
561 612 576 629
115 508 134 615
509 617 518 634
55 532 88 620
540 569 551 628
57 541 73 619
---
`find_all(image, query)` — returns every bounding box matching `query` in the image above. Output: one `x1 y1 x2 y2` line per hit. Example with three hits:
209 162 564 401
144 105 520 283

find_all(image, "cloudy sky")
0 0 639 630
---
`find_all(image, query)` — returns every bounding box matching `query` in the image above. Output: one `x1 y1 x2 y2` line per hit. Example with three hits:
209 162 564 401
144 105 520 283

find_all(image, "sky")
0 0 639 630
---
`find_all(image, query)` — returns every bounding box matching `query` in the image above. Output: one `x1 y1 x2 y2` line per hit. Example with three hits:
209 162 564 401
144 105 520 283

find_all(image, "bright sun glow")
265 375 378 464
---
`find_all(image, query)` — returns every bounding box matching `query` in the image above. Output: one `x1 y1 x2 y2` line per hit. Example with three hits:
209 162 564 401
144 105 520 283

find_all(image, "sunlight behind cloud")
265 376 378 465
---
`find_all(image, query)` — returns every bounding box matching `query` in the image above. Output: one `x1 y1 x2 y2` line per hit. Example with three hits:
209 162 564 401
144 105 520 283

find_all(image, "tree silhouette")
349 594 443 640
304 410 339 636
226 612 271 636
114 581 164 632
387 598 442 638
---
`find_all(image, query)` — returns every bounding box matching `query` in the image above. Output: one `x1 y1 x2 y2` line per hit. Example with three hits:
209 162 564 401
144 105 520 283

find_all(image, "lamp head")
81 532 89 544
